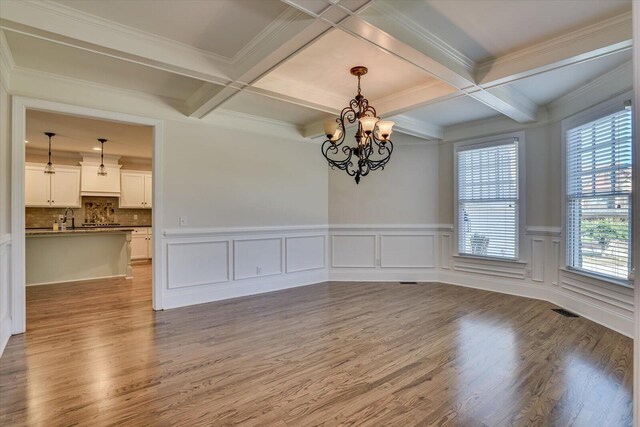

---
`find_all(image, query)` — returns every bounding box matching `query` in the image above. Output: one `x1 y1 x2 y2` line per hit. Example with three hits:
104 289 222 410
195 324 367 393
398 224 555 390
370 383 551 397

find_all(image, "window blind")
566 108 632 280
457 140 519 259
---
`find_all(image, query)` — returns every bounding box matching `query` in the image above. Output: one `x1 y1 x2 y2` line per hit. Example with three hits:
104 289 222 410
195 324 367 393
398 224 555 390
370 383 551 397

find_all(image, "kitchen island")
26 228 133 286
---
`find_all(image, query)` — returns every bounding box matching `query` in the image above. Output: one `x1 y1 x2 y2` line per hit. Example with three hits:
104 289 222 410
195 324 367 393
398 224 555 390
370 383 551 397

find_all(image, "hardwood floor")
0 264 634 426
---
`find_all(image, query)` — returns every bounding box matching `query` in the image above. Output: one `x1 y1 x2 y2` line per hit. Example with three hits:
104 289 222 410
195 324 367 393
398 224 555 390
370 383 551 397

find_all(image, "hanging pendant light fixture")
97 138 108 176
322 66 395 184
43 132 56 174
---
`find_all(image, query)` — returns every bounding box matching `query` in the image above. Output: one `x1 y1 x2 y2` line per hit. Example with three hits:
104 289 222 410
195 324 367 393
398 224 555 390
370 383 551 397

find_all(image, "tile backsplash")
26 196 152 228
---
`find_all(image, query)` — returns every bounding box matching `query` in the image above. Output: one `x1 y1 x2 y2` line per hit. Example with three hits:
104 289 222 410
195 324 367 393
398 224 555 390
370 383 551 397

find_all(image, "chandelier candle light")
97 138 107 176
44 132 56 174
322 66 395 184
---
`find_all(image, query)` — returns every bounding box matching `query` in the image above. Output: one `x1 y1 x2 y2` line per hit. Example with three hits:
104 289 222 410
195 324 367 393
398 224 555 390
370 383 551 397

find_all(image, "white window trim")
560 90 634 287
453 131 526 262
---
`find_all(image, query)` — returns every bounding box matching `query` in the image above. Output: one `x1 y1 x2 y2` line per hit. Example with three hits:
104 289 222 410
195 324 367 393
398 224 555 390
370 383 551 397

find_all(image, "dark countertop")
26 228 135 236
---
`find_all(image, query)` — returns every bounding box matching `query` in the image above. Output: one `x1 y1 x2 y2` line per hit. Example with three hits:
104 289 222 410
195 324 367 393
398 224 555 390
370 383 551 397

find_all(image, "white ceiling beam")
476 11 633 88
189 15 334 118
388 115 443 140
0 1 234 86
337 0 538 123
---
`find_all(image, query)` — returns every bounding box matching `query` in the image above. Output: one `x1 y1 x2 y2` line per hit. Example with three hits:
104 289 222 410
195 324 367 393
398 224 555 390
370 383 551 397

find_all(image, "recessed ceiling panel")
52 0 289 59
384 0 631 63
402 96 500 127
6 31 208 101
26 110 152 159
506 50 632 105
219 91 330 126
254 29 439 110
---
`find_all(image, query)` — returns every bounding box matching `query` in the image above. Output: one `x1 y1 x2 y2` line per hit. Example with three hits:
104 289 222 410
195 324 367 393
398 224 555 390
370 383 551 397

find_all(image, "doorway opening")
11 97 163 335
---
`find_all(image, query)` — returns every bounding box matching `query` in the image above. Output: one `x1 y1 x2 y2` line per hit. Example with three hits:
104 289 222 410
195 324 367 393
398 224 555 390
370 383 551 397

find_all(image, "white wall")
2 68 330 337
164 119 327 228
329 136 440 225
0 71 12 355
438 123 562 228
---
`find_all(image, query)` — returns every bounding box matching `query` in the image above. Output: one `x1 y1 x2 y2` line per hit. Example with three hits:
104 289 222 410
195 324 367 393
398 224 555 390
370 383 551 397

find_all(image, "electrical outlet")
256 266 262 275
134 214 138 220
179 216 187 227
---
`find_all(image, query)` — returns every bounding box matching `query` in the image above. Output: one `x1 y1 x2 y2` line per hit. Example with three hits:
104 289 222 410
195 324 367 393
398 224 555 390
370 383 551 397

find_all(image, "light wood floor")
0 264 634 426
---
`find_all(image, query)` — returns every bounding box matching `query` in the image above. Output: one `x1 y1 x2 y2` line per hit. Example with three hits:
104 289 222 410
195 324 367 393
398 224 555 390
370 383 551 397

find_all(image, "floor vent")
552 308 579 318
399 281 418 285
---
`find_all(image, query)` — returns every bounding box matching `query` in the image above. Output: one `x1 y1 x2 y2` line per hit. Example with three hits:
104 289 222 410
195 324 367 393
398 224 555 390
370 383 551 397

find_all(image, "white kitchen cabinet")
25 163 81 207
120 171 152 208
147 231 153 259
25 165 51 206
131 227 152 260
50 168 81 207
81 163 121 196
144 174 153 208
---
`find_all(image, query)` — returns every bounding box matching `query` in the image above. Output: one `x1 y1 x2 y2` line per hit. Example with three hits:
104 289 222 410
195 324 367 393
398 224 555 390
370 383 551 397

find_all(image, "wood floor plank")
0 264 633 426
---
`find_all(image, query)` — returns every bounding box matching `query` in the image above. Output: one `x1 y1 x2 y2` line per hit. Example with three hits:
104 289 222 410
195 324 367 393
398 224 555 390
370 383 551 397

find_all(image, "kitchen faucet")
63 207 75 230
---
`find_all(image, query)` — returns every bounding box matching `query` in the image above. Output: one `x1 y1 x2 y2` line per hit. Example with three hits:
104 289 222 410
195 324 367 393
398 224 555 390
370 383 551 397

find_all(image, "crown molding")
11 66 187 107
0 0 233 84
477 11 632 87
391 115 443 141
38 0 234 63
547 60 632 122
0 30 15 89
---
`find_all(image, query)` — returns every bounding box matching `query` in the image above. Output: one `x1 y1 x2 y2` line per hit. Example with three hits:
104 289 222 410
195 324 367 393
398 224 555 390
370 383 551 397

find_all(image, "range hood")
80 154 122 197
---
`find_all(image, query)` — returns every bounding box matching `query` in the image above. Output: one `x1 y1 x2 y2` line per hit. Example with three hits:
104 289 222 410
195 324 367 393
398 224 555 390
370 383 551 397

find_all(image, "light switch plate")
179 216 187 227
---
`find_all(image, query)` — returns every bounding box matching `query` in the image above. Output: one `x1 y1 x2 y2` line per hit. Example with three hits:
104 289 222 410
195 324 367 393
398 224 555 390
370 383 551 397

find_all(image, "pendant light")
44 132 56 174
97 138 107 176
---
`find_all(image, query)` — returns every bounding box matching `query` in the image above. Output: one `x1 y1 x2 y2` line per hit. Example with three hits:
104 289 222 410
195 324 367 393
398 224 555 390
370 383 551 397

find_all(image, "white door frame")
11 96 164 334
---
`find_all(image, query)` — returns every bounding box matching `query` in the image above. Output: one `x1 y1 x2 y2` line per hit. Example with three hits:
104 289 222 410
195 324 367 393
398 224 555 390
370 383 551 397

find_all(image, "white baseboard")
437 270 548 300
162 268 329 310
27 274 127 287
551 288 634 338
0 313 11 357
329 269 438 282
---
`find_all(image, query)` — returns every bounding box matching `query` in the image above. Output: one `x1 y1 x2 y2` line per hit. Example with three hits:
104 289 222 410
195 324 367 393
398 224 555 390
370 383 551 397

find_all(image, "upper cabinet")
120 171 152 209
80 162 121 196
25 163 81 207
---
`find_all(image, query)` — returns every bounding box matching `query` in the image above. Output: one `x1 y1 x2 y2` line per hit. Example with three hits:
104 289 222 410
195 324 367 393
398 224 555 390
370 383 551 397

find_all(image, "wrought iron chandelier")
322 66 395 184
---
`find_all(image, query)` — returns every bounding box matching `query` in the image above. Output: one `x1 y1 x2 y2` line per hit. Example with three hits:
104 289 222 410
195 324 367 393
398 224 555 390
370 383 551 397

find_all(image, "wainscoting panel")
440 234 451 270
380 234 434 268
234 237 283 280
331 234 376 268
559 269 634 318
530 238 545 282
452 255 527 280
161 226 329 310
167 240 229 289
286 235 325 273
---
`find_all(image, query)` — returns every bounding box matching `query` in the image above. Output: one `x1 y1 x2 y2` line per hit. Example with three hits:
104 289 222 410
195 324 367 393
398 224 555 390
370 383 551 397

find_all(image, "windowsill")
453 254 527 266
560 267 633 289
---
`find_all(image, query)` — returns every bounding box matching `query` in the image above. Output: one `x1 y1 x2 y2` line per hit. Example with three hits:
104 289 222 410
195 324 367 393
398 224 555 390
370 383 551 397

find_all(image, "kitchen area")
24 110 153 287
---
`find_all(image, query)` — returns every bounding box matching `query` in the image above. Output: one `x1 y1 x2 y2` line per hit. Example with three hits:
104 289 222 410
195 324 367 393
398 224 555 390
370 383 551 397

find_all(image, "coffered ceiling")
0 0 633 141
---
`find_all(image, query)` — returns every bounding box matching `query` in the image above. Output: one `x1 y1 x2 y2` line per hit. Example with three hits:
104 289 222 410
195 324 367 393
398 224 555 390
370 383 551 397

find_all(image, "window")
457 138 519 260
566 108 633 281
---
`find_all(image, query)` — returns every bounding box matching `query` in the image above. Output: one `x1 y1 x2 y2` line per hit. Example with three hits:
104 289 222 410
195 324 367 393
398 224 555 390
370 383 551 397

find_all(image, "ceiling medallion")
322 66 395 184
